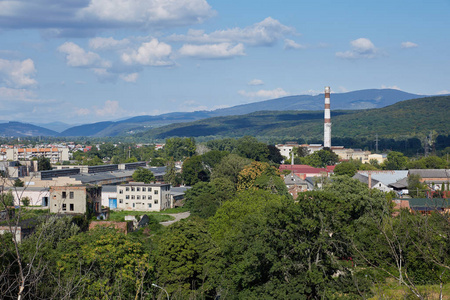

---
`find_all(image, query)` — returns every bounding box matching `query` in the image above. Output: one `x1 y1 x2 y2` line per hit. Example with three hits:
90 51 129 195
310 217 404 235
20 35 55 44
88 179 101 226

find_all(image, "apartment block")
116 183 171 211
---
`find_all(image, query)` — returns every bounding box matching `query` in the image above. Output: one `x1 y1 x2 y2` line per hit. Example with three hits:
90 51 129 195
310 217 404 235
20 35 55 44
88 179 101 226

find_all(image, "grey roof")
389 177 408 189
119 182 170 187
353 173 380 186
171 186 191 193
4 186 50 192
409 169 450 179
358 170 408 186
101 185 118 193
69 170 135 184
284 173 308 186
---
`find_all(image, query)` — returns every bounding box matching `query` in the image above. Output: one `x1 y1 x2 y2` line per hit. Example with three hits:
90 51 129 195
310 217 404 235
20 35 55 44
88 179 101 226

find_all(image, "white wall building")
117 183 171 211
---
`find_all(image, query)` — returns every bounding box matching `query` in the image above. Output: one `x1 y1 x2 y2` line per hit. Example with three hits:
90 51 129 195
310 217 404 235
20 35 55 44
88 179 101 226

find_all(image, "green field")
108 210 176 222
369 279 450 299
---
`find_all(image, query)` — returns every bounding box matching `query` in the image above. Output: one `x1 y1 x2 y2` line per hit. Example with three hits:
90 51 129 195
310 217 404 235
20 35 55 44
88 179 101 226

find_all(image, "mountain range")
0 89 428 137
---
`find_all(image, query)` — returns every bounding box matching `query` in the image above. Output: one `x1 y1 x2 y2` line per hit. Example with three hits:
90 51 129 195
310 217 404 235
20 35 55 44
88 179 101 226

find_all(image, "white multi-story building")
116 183 171 211
1 147 69 163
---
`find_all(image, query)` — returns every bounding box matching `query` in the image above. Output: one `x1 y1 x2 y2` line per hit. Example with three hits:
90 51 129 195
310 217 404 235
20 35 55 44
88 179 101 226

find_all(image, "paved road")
160 211 190 226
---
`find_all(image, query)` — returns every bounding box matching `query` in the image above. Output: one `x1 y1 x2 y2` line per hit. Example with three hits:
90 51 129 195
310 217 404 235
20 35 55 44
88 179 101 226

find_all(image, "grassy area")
370 280 450 299
160 207 189 214
108 210 175 223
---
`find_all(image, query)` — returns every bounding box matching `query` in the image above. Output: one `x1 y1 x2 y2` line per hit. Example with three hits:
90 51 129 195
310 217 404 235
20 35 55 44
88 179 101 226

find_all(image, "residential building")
117 183 171 211
1 147 69 163
354 170 408 192
276 142 299 160
408 169 450 190
49 185 102 215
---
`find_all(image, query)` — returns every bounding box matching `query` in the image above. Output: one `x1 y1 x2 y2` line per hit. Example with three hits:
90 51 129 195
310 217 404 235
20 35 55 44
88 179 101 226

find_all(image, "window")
154 200 158 204
70 204 74 211
126 195 130 199
137 195 140 200
131 187 135 191
126 187 130 191
69 191 74 199
148 203 152 208
149 196 152 200
119 189 123 194
132 203 135 208
131 195 135 199
119 200 123 204
154 190 158 195
62 191 67 198
142 187 146 192
142 195 146 200
148 188 152 192
62 203 66 211
137 187 140 191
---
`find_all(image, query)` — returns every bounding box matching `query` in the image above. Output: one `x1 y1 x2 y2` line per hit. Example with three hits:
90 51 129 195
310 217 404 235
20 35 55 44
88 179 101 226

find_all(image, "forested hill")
0 122 58 137
56 88 422 137
135 95 450 141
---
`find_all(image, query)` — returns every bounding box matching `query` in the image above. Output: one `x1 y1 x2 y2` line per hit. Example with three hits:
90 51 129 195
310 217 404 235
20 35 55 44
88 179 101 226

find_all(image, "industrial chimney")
324 86 331 148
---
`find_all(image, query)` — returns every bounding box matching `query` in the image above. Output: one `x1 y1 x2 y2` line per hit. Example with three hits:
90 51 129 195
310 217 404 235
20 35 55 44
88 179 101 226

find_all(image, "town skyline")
0 0 449 124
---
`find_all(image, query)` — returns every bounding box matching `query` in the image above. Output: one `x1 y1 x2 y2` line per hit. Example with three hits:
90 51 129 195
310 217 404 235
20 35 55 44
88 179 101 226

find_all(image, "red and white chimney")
324 86 331 148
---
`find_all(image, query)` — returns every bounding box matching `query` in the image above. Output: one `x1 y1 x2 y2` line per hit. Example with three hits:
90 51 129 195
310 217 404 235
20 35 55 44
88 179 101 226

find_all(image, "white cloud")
336 38 381 59
169 17 296 46
179 43 245 59
436 90 450 95
381 85 401 90
401 41 418 49
94 100 124 116
121 39 173 66
120 73 139 82
238 88 289 99
284 39 305 50
0 0 215 35
0 87 37 102
58 42 111 68
78 0 214 27
89 37 130 50
0 58 37 87
248 79 264 86
76 108 91 116
337 86 348 93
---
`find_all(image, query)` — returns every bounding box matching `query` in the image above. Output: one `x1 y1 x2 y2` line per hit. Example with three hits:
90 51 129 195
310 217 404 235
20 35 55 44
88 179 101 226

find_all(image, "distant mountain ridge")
0 122 58 137
56 89 424 137
0 89 427 137
134 95 450 141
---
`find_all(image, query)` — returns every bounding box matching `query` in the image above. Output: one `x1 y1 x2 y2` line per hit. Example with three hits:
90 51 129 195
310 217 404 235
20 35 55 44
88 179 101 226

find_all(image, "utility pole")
375 134 379 153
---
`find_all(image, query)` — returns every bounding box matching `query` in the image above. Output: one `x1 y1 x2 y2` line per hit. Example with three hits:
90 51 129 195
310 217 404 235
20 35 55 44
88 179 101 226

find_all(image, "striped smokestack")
324 86 331 148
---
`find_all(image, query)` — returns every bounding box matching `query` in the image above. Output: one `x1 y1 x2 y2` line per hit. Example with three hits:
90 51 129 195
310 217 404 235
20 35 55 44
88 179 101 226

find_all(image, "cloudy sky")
0 0 449 124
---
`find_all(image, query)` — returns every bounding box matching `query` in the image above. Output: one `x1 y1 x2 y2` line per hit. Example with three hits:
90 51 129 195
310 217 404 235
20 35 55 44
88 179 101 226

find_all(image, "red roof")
279 164 333 175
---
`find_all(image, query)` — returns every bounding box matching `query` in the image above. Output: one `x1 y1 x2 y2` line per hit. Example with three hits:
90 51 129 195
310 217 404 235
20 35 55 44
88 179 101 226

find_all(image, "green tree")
163 157 178 186
333 161 357 177
165 137 196 161
407 174 428 197
13 178 24 187
154 217 216 299
201 150 229 172
234 136 269 161
21 196 30 206
301 148 339 168
186 178 236 218
211 154 251 184
55 228 151 299
267 145 283 164
0 190 14 209
37 156 52 171
182 155 209 186
132 167 155 183
382 151 408 170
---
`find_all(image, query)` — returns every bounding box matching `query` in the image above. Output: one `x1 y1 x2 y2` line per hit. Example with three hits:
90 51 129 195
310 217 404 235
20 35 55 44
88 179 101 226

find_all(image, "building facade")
116 183 171 211
1 147 69 163
50 185 102 215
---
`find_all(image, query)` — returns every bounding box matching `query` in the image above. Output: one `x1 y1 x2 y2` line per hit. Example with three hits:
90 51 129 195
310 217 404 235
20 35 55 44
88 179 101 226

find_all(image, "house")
283 173 312 198
353 170 408 192
49 185 102 216
116 182 171 211
408 169 450 191
407 198 450 215
170 186 191 207
3 187 50 206
275 142 299 160
279 164 334 179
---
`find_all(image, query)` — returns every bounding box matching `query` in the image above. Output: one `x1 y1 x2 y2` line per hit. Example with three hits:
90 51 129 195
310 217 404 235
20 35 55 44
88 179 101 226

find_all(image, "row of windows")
119 188 159 195
61 191 74 199
124 195 153 200
62 203 74 211
120 199 159 205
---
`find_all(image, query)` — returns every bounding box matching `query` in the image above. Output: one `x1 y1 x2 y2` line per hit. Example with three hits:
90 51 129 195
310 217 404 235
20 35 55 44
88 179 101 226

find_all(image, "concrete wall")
50 186 87 214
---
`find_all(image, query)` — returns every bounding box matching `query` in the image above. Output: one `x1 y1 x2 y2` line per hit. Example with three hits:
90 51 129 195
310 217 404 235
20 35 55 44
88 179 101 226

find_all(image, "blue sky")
0 0 448 124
